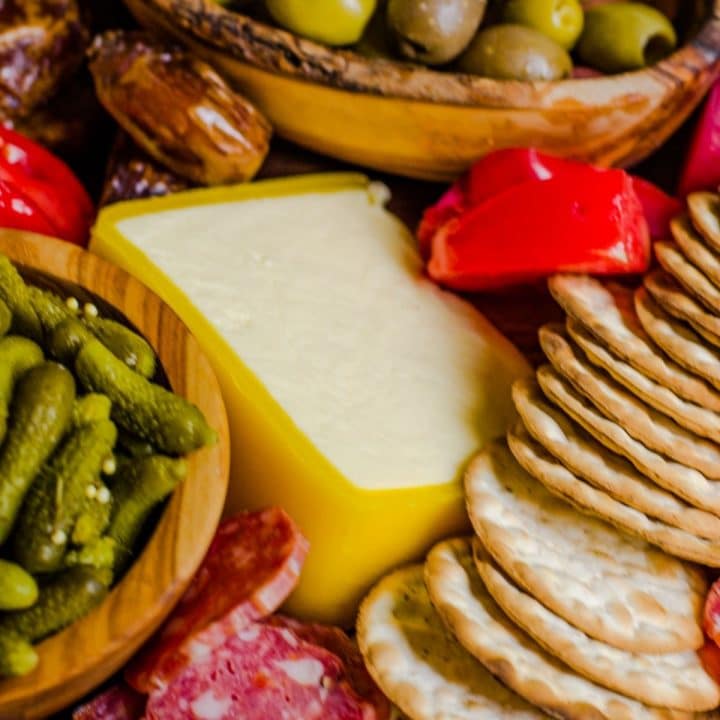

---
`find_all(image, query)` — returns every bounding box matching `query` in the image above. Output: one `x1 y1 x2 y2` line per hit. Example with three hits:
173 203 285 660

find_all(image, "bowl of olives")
127 0 720 181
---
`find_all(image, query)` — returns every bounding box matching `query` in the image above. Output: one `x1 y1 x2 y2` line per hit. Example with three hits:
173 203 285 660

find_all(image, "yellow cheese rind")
92 174 529 625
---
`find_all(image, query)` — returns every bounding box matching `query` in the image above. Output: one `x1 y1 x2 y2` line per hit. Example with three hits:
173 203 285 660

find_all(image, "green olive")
577 2 677 73
387 0 488 65
457 24 573 80
503 0 584 50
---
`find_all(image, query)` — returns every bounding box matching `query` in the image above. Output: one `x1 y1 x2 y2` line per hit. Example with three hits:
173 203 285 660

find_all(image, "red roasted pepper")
0 126 94 245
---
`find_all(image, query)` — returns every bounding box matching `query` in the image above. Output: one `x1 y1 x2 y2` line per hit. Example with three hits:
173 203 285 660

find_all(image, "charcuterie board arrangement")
4 1 720 719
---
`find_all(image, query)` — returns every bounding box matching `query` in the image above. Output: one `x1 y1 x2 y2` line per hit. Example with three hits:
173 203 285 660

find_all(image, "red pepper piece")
704 578 720 646
0 179 57 237
699 639 720 686
417 176 467 258
427 167 650 291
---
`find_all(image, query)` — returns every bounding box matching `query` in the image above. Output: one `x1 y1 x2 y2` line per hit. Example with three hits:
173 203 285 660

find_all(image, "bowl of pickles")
0 230 229 720
125 0 720 180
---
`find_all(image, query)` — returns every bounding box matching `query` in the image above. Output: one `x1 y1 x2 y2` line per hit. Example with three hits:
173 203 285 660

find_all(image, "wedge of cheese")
91 174 530 625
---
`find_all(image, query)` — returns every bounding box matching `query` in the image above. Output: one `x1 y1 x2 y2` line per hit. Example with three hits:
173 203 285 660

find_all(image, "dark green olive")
577 2 677 73
457 24 573 80
387 0 488 65
503 0 584 50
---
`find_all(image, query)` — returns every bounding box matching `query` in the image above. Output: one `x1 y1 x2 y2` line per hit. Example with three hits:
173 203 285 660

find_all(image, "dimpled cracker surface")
356 564 545 720
512 378 720 541
425 538 694 720
672 215 720 290
508 423 720 567
474 539 718 712
689 192 720 254
548 275 720 411
464 440 705 653
540 325 720 478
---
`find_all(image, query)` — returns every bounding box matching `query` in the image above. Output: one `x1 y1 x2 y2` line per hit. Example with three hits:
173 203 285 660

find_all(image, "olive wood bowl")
0 231 230 720
125 0 720 181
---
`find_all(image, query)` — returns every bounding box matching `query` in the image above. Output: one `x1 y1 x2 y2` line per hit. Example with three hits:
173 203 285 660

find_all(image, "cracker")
655 241 720 314
464 440 705 654
567 317 720 443
356 564 544 720
474 536 718 711
548 274 720 411
689 192 720 254
635 287 720 392
645 270 720 338
512 378 720 541
537 364 720 516
425 538 694 720
540 324 720 479
672 214 720 290
691 321 720 349
508 423 720 567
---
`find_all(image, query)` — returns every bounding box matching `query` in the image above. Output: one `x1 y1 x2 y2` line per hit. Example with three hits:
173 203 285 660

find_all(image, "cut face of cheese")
92 174 530 624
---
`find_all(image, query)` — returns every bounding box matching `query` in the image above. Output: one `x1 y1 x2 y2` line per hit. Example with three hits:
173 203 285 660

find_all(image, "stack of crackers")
358 194 720 719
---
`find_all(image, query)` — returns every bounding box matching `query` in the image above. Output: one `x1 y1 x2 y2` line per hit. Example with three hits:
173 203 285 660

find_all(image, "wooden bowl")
0 231 230 720
125 0 720 182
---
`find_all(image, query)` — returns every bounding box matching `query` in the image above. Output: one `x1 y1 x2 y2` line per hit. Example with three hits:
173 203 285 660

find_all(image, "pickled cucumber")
65 536 117 572
0 559 38 610
76 339 216 455
28 286 74 336
117 431 155 459
0 566 109 642
0 255 42 341
0 336 44 444
85 316 157 379
48 317 93 364
12 419 118 573
72 488 112 546
0 632 37 678
0 298 11 337
72 393 112 428
0 362 75 544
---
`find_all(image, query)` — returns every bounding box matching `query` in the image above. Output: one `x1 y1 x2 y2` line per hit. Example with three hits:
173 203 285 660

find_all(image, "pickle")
0 362 75 544
117 431 155 458
0 632 37 678
0 298 11 337
28 286 75 336
48 317 93 364
65 536 117 572
72 393 112 428
0 255 42 341
108 455 186 570
12 419 118 573
0 559 38 610
0 566 109 642
84 316 157 379
76 339 216 455
0 336 44 444
72 488 113 546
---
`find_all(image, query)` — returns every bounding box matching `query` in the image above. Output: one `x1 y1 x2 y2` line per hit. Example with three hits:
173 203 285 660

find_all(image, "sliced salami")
144 622 375 720
72 682 146 720
126 507 309 693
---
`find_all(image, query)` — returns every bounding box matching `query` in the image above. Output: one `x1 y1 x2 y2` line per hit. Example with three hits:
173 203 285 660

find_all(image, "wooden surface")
127 0 720 181
0 231 230 720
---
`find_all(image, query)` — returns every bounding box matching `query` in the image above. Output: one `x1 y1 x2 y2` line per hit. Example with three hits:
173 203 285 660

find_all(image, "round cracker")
548 274 720 411
672 214 720 290
691 321 720 350
635 287 720 392
537 364 720 516
508 423 720 567
567 317 720 443
689 192 720 254
645 270 720 338
425 539 693 720
464 440 705 654
655 241 720 315
356 564 544 720
512 378 720 541
540 324 720 480
474 536 718 712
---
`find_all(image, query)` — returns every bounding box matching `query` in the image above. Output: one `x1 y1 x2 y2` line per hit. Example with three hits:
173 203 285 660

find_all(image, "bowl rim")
138 0 720 108
0 230 230 720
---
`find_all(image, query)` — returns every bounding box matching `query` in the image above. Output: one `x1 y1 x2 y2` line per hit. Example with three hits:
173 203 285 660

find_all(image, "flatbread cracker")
689 192 720 254
567 317 720 443
540 324 720 479
474 536 718 711
508 423 720 567
672 215 720 290
548 274 720 411
512 378 720 541
464 440 705 654
425 538 693 720
635 287 720 391
356 564 545 720
537 364 720 516
645 270 720 338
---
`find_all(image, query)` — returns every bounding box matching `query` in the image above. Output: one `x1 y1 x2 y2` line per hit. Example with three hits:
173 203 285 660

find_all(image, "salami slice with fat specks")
144 622 376 720
72 682 146 720
126 508 309 693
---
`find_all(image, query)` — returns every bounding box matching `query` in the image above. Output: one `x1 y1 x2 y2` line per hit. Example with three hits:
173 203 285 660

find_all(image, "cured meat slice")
72 682 145 720
126 508 309 693
144 622 374 720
